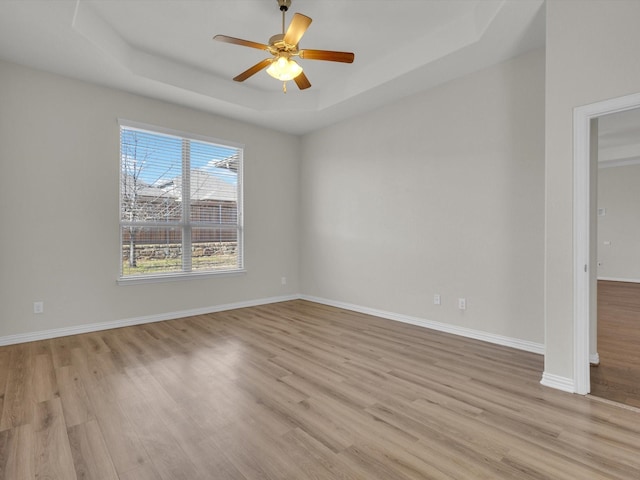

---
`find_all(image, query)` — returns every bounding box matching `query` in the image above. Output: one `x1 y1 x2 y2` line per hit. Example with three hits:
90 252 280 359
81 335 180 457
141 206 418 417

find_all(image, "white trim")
573 104 592 395
589 353 600 365
0 295 299 347
540 372 575 393
117 269 247 285
301 295 545 355
573 91 640 396
597 276 640 284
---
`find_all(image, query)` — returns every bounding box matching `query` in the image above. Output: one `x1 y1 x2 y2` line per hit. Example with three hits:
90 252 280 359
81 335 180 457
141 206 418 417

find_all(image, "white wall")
300 49 545 345
544 0 640 382
597 164 640 281
0 60 300 340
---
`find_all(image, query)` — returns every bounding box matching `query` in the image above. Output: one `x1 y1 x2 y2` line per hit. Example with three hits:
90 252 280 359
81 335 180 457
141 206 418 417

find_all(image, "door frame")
573 91 640 395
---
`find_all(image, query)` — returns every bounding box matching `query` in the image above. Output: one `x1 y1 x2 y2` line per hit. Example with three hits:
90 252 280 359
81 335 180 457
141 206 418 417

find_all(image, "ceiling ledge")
321 1 502 104
598 156 640 169
307 0 545 130
599 141 640 164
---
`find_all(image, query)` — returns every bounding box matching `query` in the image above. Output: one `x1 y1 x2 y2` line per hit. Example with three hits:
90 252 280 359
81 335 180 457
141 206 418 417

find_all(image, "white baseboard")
300 295 545 355
590 352 600 365
0 294 300 346
0 293 545 360
540 372 575 393
597 277 640 284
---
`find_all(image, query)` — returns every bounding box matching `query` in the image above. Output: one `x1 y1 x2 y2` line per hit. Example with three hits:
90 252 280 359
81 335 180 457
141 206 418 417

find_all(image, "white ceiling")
0 0 547 135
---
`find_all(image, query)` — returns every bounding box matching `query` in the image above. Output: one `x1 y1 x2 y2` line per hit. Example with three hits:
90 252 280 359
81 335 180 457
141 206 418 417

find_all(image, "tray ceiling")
0 0 546 134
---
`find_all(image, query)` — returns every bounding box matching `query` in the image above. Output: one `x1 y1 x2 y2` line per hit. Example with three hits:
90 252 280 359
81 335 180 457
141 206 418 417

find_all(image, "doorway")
591 109 640 406
574 92 640 398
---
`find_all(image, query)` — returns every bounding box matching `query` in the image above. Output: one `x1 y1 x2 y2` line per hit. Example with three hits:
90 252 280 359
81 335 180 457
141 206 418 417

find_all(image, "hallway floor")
591 280 640 407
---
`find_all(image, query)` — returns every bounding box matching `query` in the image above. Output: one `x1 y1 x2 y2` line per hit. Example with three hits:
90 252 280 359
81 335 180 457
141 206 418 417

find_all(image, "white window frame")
118 119 244 284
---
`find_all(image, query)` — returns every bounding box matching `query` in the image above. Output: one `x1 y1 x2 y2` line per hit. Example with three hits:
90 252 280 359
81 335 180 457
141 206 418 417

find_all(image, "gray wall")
0 60 300 339
300 49 545 345
597 164 640 281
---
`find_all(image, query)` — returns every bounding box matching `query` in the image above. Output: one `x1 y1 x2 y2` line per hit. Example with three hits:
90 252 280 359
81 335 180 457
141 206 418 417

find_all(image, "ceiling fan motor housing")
268 34 298 57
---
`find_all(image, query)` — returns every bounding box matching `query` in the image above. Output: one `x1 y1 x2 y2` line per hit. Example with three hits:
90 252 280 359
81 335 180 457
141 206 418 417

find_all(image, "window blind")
119 123 243 279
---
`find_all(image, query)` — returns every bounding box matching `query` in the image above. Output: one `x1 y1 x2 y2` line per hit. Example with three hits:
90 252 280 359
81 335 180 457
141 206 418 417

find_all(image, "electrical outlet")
434 294 441 305
281 276 287 286
33 301 44 314
458 298 466 310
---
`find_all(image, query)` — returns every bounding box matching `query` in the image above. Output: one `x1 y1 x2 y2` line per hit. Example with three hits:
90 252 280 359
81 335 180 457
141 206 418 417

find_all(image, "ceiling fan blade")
299 49 355 63
294 71 311 90
213 35 268 51
233 58 273 82
284 13 312 46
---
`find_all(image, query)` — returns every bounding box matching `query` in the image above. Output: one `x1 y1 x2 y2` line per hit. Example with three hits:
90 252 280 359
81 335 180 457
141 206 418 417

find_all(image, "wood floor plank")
207 415 309 480
50 335 81 369
0 423 34 480
0 351 11 426
56 365 95 428
179 435 249 480
341 442 421 480
280 428 368 480
34 398 77 480
118 463 163 480
76 332 112 355
70 347 120 388
67 420 119 480
84 381 150 475
502 444 616 480
122 366 210 447
0 346 34 431
33 352 58 403
122 399 203 480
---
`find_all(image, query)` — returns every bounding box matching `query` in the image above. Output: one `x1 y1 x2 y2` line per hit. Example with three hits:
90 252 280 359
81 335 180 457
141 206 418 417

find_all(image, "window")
119 121 243 280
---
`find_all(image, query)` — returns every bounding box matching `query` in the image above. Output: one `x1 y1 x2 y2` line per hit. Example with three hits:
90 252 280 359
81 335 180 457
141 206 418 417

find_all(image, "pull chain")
283 82 287 93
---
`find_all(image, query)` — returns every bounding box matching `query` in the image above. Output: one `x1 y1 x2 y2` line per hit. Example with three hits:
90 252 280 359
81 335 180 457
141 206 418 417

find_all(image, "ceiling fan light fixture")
214 0 353 91
266 56 303 81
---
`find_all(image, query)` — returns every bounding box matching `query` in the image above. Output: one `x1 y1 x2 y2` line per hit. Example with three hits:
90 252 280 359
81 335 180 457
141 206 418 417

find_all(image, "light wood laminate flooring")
1 300 640 479
591 280 640 407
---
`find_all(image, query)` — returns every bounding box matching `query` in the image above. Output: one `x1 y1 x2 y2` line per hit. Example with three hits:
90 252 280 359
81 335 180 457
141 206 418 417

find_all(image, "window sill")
117 269 246 285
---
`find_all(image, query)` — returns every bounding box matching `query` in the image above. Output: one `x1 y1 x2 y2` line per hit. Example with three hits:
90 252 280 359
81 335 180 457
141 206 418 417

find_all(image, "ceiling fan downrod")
278 0 292 93
278 0 291 34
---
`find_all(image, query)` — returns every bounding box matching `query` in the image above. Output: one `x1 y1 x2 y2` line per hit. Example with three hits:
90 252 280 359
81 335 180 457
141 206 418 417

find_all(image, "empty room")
0 0 639 479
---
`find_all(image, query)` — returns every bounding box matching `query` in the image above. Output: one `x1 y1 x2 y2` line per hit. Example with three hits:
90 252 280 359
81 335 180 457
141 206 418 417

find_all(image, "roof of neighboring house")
122 169 237 203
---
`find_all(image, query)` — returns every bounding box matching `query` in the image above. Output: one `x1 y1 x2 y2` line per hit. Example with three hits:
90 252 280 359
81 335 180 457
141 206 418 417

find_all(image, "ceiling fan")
213 0 355 93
